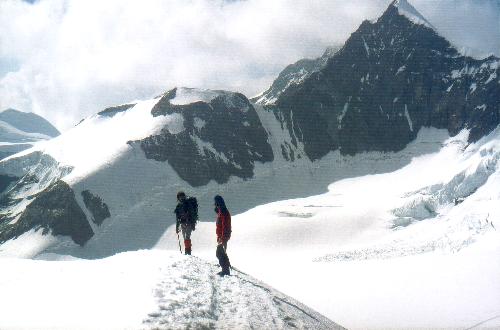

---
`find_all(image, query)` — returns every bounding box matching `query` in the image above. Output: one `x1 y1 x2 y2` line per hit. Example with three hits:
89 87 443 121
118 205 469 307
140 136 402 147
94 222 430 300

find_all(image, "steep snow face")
0 250 341 329
0 97 175 250
28 97 171 181
0 109 59 160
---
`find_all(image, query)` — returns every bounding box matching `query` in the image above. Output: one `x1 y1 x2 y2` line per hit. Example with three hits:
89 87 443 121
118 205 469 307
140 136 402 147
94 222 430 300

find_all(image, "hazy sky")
1 0 499 130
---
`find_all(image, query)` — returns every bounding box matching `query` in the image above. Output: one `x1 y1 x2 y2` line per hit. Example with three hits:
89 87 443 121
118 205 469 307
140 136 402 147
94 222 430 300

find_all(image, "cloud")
0 0 498 130
413 0 500 58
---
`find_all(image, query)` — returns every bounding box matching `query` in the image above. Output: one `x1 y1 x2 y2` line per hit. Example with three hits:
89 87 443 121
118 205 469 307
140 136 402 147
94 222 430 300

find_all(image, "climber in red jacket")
214 195 231 276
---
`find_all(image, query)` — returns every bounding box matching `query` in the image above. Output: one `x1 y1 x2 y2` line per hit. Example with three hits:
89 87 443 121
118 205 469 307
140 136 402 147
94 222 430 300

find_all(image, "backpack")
186 197 199 226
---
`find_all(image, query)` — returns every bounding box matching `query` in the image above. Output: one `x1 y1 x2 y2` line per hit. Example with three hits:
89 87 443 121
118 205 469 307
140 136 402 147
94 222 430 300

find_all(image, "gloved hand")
176 227 180 234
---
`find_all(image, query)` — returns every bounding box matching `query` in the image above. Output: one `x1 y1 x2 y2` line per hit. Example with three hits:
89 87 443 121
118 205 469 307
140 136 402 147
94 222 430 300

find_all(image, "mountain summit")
390 0 434 29
261 0 499 159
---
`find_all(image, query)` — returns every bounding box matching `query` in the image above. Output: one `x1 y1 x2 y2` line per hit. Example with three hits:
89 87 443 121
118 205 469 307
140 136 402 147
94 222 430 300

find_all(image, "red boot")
184 239 192 255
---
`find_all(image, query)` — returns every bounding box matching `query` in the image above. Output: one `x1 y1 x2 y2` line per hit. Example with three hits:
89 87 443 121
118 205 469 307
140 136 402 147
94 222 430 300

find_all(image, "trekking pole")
176 231 182 254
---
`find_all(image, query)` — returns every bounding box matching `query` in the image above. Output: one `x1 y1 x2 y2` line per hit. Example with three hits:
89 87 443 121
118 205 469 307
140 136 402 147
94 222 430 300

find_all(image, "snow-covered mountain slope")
1 0 498 259
0 108 60 160
180 126 500 329
0 108 60 137
0 87 447 258
262 0 499 160
0 250 342 329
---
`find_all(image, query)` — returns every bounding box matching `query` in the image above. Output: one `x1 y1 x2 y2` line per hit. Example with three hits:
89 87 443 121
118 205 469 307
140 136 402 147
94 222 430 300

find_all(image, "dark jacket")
175 200 192 230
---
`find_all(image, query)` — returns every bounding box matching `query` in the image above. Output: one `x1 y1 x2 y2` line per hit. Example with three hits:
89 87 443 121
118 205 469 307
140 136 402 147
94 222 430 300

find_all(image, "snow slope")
0 122 498 329
0 250 342 329
0 92 448 259
0 95 498 328
182 127 500 329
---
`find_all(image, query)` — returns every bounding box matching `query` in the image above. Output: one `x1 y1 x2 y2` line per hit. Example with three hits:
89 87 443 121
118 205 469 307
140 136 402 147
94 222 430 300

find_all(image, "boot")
184 239 192 255
217 267 230 276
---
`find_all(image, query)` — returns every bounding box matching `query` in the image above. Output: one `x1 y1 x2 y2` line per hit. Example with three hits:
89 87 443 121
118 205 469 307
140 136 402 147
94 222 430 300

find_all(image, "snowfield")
0 250 341 330
188 126 500 329
1 0 499 326
0 91 499 328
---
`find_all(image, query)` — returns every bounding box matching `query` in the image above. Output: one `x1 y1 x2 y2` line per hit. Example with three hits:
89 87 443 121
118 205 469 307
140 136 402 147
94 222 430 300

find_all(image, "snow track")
143 256 341 329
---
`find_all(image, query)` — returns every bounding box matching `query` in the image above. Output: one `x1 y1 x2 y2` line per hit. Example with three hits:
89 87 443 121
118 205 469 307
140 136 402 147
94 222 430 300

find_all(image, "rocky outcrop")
81 190 111 225
0 181 93 246
0 175 18 195
264 1 500 159
98 103 136 117
131 88 274 186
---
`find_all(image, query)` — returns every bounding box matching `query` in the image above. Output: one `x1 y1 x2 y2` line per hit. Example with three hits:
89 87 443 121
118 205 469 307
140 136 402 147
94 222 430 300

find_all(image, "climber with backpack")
214 195 232 276
174 191 198 255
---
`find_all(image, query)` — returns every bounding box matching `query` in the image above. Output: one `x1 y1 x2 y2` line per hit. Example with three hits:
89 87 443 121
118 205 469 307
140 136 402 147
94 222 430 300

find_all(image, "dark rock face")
267 3 500 159
253 46 340 105
0 175 18 195
98 103 136 117
81 190 111 225
0 181 93 246
131 88 274 186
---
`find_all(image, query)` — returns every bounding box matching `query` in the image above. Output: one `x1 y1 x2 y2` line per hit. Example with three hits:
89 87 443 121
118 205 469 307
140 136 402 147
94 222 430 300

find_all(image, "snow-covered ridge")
0 250 343 329
143 254 342 329
170 87 225 105
168 87 251 112
392 0 434 29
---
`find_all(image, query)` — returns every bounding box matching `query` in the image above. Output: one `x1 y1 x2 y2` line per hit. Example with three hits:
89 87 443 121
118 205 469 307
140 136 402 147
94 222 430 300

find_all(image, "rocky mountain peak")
265 0 499 159
389 0 434 29
131 87 274 187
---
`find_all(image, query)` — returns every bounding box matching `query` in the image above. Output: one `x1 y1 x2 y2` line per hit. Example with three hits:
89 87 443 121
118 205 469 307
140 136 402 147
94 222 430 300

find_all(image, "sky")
0 0 499 131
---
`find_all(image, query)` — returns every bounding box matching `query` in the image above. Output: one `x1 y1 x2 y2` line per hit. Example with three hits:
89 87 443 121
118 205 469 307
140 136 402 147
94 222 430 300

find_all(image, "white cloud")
0 0 498 130
412 0 500 58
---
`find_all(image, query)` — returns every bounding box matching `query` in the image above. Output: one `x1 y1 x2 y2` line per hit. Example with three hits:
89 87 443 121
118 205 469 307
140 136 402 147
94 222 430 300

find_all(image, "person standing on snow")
214 195 232 276
174 191 198 255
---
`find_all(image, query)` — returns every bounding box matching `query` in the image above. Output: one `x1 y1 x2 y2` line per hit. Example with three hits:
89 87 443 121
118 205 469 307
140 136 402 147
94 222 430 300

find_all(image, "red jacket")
216 210 231 242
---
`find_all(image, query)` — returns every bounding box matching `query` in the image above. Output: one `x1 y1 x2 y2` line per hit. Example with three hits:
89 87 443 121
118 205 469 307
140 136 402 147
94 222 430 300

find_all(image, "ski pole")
176 231 182 254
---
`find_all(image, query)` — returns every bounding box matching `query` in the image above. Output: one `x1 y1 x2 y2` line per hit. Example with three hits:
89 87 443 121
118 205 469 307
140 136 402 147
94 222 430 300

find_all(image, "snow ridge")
142 256 342 329
392 0 435 29
170 87 224 106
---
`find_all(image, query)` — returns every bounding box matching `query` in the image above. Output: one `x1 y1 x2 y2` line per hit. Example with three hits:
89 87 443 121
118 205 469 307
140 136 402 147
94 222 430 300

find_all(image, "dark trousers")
216 242 231 272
